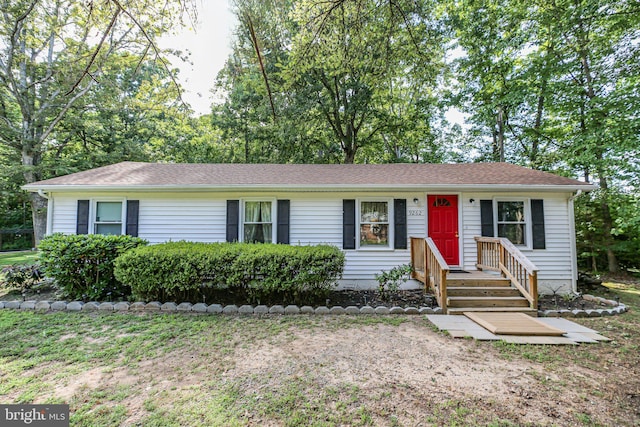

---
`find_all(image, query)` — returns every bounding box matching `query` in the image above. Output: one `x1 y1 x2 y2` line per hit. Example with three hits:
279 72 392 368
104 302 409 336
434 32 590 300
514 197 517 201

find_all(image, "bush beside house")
39 234 148 300
114 242 345 304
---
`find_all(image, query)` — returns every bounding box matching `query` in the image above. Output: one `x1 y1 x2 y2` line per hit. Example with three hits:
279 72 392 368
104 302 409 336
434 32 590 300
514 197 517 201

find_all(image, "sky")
160 1 237 116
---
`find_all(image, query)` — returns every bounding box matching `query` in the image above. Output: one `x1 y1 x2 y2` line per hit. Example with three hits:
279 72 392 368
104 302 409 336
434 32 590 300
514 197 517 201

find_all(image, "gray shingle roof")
23 161 593 190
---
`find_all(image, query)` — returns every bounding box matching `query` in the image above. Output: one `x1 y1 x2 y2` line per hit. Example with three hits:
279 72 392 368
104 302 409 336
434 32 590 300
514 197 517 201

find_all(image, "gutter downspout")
568 190 583 293
37 190 53 239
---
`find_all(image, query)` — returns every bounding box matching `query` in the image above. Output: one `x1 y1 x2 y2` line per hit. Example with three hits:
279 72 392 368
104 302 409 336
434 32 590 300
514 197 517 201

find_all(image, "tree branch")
65 5 121 96
244 12 277 122
111 0 188 109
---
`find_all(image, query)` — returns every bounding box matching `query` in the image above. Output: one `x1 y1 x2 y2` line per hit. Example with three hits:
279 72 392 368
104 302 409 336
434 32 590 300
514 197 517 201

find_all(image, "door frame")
425 192 463 268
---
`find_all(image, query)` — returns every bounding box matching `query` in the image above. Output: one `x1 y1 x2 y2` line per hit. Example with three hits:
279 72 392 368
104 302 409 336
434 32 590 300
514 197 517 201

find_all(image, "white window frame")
493 198 531 249
357 198 393 250
91 198 125 235
241 198 277 243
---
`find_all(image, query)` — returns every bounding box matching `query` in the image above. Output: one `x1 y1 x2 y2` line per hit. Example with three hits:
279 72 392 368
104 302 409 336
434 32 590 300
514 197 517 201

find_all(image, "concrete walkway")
426 315 611 345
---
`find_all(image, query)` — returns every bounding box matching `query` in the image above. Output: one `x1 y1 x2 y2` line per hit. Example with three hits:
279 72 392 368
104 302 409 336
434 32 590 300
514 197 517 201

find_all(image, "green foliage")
575 190 640 271
0 264 42 292
0 1 197 243
114 242 345 304
375 264 413 301
38 234 147 301
447 0 640 272
214 0 448 164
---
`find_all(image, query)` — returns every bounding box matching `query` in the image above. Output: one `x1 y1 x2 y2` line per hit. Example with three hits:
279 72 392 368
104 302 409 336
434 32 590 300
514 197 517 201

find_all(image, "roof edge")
23 183 596 193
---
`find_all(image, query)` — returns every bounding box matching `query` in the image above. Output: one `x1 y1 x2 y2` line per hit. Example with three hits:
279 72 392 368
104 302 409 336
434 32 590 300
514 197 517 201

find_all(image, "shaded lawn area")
0 251 38 267
0 279 638 426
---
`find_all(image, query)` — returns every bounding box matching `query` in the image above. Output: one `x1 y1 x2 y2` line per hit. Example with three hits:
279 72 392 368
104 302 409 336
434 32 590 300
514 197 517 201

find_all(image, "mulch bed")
326 289 610 311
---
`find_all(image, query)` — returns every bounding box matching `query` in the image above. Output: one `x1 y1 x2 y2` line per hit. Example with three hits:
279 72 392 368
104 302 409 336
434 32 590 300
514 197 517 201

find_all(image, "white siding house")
24 162 593 294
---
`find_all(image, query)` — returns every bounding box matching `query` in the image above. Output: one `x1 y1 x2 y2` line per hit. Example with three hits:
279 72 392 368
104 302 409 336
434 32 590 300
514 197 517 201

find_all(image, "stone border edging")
0 300 443 315
537 294 627 318
0 294 627 317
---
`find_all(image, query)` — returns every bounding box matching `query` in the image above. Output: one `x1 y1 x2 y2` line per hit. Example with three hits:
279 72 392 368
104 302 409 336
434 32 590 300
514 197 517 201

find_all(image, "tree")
285 0 447 163
0 0 195 243
46 57 196 172
541 0 640 272
215 0 449 164
448 0 640 272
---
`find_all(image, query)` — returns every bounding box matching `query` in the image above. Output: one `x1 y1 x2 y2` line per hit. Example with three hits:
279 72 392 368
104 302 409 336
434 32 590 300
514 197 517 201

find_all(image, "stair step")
447 307 538 316
446 278 511 287
447 287 521 297
446 296 530 308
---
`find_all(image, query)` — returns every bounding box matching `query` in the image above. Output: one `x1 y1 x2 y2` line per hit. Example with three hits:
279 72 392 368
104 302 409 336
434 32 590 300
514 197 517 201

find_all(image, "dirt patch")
227 318 615 425
52 367 107 403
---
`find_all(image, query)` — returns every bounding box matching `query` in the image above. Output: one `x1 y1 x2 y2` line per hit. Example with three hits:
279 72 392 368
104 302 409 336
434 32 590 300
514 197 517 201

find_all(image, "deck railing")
410 237 449 313
410 237 426 283
475 236 539 309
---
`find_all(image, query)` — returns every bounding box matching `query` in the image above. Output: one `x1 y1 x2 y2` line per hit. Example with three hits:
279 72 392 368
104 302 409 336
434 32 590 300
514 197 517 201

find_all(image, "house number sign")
408 209 424 216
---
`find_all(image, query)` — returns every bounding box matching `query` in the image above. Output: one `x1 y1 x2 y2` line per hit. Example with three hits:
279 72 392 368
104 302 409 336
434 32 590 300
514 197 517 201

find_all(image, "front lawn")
0 250 38 267
1 278 639 427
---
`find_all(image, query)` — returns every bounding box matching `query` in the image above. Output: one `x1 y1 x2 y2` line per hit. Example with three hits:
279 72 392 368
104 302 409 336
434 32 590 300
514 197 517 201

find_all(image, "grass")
0 311 411 426
0 250 38 267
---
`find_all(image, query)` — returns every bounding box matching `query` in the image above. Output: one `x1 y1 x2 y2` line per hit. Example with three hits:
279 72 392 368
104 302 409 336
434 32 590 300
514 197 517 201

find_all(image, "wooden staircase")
410 237 539 316
445 274 537 316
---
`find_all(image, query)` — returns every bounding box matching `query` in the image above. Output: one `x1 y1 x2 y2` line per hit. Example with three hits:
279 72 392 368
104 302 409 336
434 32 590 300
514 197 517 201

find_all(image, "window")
359 201 389 247
432 197 451 207
496 201 526 245
480 199 545 249
243 201 273 243
94 201 123 235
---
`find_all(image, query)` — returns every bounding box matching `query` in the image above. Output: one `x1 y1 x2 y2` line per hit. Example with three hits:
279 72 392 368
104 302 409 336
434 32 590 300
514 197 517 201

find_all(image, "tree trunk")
21 149 47 244
597 175 619 273
531 86 546 167
496 107 505 162
344 149 355 164
29 192 48 246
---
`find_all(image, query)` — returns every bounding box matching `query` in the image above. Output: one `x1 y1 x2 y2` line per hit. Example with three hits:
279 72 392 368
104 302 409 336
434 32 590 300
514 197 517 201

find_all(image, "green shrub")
114 242 345 304
39 234 147 300
375 264 413 301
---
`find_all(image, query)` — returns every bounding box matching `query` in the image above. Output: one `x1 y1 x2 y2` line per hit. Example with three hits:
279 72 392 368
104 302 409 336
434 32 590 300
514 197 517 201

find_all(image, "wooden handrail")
475 236 539 309
425 237 450 314
410 237 426 283
410 237 450 313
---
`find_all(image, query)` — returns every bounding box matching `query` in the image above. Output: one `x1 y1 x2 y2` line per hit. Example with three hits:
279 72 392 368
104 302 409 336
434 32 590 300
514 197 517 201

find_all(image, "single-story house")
23 161 593 302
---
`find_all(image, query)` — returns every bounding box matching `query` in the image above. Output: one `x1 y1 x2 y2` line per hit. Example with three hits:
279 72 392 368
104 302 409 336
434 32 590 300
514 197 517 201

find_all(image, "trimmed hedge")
113 242 345 304
39 233 148 300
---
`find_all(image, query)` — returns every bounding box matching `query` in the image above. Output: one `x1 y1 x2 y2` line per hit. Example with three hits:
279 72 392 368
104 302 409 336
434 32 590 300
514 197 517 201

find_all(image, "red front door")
427 195 459 266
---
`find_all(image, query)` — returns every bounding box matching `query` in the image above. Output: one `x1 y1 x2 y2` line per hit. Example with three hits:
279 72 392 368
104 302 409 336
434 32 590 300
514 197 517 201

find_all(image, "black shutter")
277 200 290 244
343 199 356 249
394 199 407 249
226 200 240 242
126 200 140 237
480 200 494 237
76 200 90 235
531 199 546 249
